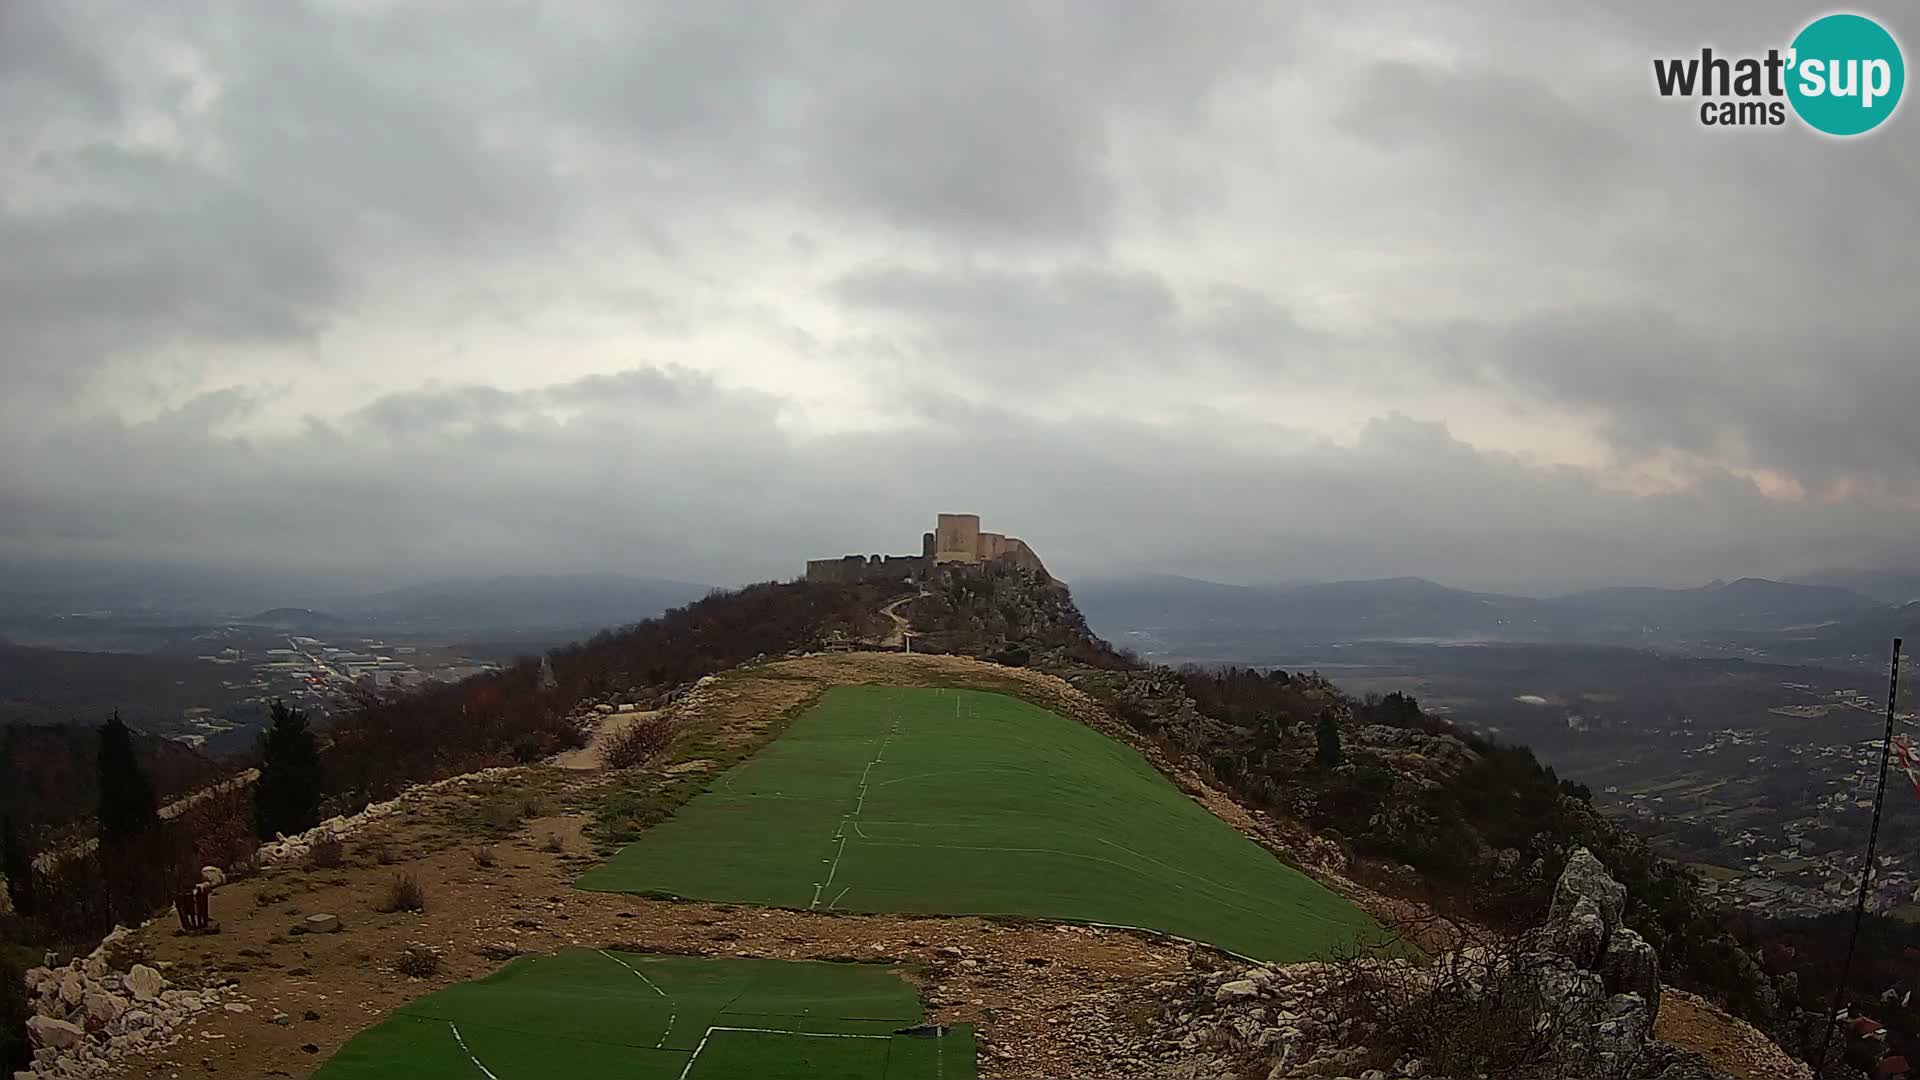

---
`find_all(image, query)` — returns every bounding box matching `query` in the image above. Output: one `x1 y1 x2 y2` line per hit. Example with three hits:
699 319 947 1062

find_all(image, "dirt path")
877 591 924 648
550 709 661 770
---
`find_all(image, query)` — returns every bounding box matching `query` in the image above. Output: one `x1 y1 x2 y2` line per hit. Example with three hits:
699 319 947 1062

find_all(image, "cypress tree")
254 700 323 840
97 711 159 842
1315 708 1344 769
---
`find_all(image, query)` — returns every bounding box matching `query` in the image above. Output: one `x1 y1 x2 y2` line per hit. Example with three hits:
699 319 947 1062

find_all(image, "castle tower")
933 513 982 564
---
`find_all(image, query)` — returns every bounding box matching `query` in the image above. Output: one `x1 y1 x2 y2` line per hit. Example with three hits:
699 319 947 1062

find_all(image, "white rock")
123 965 164 1002
58 971 84 1006
1214 979 1260 1004
223 1002 250 1014
200 865 226 889
83 990 126 1023
304 913 342 934
27 1016 84 1050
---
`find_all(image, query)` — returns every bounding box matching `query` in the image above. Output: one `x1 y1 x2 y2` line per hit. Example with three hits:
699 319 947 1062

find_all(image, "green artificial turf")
314 951 973 1080
578 685 1381 961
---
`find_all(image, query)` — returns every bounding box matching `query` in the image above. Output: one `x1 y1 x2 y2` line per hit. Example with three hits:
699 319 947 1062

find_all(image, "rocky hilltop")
3 561 1877 1078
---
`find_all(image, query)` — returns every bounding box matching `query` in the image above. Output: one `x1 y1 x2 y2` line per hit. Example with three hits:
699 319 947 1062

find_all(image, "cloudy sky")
3 1 1917 594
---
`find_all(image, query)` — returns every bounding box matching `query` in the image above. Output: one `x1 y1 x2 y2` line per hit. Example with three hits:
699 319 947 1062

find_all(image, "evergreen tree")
1315 708 1344 769
254 700 324 840
96 711 159 842
1 816 32 917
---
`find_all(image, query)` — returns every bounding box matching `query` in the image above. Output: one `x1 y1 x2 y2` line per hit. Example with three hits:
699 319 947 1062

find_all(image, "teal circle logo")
1787 13 1905 135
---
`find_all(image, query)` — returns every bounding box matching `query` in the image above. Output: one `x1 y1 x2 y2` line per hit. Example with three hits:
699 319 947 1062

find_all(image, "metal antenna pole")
1815 637 1902 1078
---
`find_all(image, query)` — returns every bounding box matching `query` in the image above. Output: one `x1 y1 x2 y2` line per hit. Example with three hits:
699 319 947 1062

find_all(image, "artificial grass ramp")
579 685 1379 961
314 951 973 1080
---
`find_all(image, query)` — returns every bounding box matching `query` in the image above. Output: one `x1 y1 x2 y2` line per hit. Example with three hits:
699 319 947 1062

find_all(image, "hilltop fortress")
804 513 1052 585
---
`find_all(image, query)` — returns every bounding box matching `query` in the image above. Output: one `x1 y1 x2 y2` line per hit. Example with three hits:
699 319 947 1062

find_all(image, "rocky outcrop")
17 927 243 1079
1138 848 1787 1080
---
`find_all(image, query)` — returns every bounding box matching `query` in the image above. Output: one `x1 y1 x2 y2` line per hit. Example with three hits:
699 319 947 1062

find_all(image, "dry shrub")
359 839 395 866
304 836 345 870
540 834 565 853
378 873 426 914
469 846 496 869
1329 928 1631 1080
396 943 442 978
602 719 674 770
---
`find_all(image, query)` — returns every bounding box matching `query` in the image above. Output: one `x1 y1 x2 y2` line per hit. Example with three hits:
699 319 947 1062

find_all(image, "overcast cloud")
3 0 1918 595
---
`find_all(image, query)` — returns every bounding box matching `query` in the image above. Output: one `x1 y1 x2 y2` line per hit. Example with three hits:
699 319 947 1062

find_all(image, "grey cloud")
6 367 1917 594
3 0 1920 595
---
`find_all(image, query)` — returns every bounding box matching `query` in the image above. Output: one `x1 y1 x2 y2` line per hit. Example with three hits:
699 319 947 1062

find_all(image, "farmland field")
314 951 972 1080
578 685 1379 961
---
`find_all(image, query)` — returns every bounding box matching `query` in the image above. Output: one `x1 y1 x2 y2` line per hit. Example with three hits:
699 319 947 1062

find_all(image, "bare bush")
378 873 426 914
358 839 395 865
1329 928 1635 1080
304 836 345 870
540 833 565 853
601 719 674 770
470 846 496 869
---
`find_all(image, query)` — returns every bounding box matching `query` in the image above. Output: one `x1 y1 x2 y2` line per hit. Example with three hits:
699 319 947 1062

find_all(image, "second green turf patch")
578 685 1379 961
314 951 971 1080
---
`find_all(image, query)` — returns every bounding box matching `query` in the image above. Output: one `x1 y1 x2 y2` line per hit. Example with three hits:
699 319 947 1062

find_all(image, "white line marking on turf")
447 1021 499 1080
676 1025 892 1080
828 885 851 910
598 950 676 1049
810 708 902 909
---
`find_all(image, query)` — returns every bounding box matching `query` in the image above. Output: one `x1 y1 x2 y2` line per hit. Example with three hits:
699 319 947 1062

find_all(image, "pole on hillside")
1814 637 1902 1078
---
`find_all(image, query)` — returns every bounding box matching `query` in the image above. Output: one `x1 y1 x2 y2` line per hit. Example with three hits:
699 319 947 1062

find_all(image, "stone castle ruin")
804 513 1052 585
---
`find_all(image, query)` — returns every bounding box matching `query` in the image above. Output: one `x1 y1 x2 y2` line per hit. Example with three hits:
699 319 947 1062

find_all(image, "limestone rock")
1601 927 1662 1012
1549 847 1626 941
201 865 227 889
304 913 342 934
58 969 84 1006
123 964 165 1002
27 1016 84 1050
1214 979 1260 1004
83 989 126 1024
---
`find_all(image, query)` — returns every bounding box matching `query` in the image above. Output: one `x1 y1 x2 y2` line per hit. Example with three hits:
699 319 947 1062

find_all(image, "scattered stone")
82 990 126 1024
224 1002 252 1014
26 1017 83 1050
123 965 165 1002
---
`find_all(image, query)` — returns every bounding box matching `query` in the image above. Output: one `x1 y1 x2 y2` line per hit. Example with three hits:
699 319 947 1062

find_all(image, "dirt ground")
113 651 1791 1078
1655 988 1813 1080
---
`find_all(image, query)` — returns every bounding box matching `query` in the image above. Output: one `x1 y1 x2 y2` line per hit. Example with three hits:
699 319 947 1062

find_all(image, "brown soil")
1656 988 1812 1080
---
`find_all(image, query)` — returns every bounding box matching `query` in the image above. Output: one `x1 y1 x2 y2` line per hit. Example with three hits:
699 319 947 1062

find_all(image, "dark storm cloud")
4 0 1920 593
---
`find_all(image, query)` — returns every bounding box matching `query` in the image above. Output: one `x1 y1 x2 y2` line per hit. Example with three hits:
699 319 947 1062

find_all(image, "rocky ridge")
1132 849 1790 1080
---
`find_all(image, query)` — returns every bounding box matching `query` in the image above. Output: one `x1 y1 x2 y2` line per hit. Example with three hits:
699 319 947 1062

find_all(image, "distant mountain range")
329 573 714 632
1073 572 1915 665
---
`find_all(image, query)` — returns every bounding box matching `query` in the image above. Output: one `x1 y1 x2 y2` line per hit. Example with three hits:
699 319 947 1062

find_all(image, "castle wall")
806 515 1051 584
804 554 926 585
